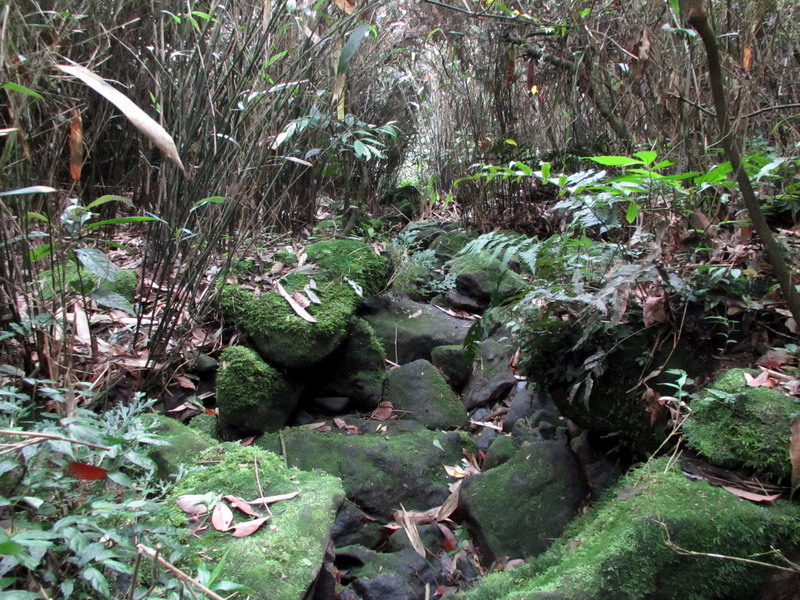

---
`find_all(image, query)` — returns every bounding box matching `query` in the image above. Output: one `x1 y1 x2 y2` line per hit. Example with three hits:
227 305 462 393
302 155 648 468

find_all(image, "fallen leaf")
433 585 459 598
249 491 300 505
744 369 773 388
240 436 255 446
276 282 317 323
757 349 794 370
409 309 423 319
436 480 462 521
211 501 233 531
305 286 321 304
223 495 262 518
229 516 270 538
469 420 503 432
399 506 426 557
69 461 108 480
370 401 394 421
55 65 187 176
444 464 468 479
722 486 781 503
791 419 800 497
175 494 211 515
643 295 667 327
175 375 196 390
69 108 83 180
437 523 458 552
292 291 311 308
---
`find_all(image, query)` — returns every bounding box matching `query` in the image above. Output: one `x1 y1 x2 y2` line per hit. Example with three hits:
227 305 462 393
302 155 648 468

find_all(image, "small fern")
456 231 540 274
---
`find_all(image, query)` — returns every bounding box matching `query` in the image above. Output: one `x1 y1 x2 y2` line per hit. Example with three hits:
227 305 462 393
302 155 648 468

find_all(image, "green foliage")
0 388 244 598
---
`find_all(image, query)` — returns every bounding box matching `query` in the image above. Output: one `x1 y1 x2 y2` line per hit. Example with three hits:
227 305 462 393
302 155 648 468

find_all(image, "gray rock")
459 439 588 561
384 359 468 430
503 383 560 432
483 435 518 470
333 500 384 549
337 546 442 600
463 339 517 410
192 353 218 374
431 344 471 391
362 295 472 365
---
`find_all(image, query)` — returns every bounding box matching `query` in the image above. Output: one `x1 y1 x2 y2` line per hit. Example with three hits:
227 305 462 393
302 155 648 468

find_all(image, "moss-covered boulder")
463 339 518 410
383 359 468 430
305 238 389 297
456 458 800 600
144 414 215 479
446 251 527 308
459 439 588 562
160 445 344 600
362 295 472 364
188 412 219 440
218 281 357 369
304 318 386 411
683 369 798 480
258 424 474 519
336 545 442 600
431 344 471 391
216 346 301 436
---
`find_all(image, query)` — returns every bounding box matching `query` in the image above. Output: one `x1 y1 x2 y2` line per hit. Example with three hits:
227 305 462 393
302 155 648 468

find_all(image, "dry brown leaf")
334 0 357 13
249 491 300 505
68 108 83 181
744 369 773 388
721 486 781 503
791 419 800 497
643 295 668 327
211 501 233 531
229 516 270 538
175 375 196 390
436 480 462 522
444 464 468 479
292 291 311 309
175 494 211 515
370 401 394 421
55 65 187 176
72 305 91 346
276 282 317 323
223 495 262 518
399 506 426 557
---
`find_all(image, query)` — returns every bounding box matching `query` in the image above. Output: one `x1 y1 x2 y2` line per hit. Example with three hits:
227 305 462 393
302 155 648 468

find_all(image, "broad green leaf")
84 216 158 230
1 83 43 99
504 139 518 146
90 290 134 314
353 139 369 160
626 202 640 223
0 591 39 599
81 566 110 596
586 155 643 167
25 212 48 223
28 244 52 262
632 150 658 165
337 24 371 76
86 194 135 210
0 186 56 197
74 248 116 281
540 162 551 180
0 539 23 555
192 196 227 209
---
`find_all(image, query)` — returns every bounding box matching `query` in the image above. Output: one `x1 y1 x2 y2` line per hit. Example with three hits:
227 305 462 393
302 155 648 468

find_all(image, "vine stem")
136 544 227 600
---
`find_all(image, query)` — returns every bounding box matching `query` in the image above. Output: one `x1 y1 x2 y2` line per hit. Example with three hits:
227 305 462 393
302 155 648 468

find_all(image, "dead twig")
136 544 228 600
0 429 111 451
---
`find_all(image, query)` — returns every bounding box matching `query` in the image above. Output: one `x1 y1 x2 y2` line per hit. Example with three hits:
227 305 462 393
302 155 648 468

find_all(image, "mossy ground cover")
160 445 344 600
683 368 798 480
456 458 800 600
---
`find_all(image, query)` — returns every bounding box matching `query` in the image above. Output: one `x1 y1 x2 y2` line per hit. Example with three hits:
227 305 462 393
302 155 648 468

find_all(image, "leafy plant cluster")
0 386 243 599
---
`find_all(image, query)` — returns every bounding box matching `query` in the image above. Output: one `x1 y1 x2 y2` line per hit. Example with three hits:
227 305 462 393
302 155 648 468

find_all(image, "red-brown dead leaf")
239 436 255 446
370 401 394 421
229 516 270 538
292 291 311 309
433 585 459 598
791 419 800 497
69 461 108 480
758 349 794 370
722 486 781 503
69 108 83 181
333 417 360 434
223 495 262 518
437 523 458 552
249 491 300 506
643 295 668 327
744 369 774 388
175 375 196 390
175 494 211 515
211 500 233 531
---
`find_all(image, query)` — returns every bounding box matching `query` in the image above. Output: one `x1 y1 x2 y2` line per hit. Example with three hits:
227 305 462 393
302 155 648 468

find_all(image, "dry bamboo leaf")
55 64 187 176
224 495 262 518
721 486 781 503
229 516 270 538
249 491 300 505
791 418 800 497
399 506 426 557
276 282 317 323
436 480 462 522
68 108 83 181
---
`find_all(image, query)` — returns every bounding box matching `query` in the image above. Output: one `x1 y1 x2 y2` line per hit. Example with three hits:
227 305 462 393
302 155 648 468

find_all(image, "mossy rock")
383 359 468 430
159 444 344 600
306 239 389 297
188 412 219 440
683 369 798 480
257 425 474 520
431 344 471 391
429 231 477 262
455 457 800 600
216 346 301 436
459 439 587 562
143 414 215 479
218 282 357 368
447 251 527 303
305 318 386 411
40 262 137 306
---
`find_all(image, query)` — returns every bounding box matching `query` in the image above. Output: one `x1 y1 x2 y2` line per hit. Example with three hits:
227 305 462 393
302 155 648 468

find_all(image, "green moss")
107 268 137 302
447 251 526 299
683 369 798 480
306 239 389 297
457 458 800 600
160 445 344 600
39 263 137 303
216 346 300 434
143 414 215 479
188 413 218 440
218 282 356 368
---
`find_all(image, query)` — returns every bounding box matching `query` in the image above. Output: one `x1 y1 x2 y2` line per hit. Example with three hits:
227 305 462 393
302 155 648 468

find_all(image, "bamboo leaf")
337 25 371 76
55 65 187 176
